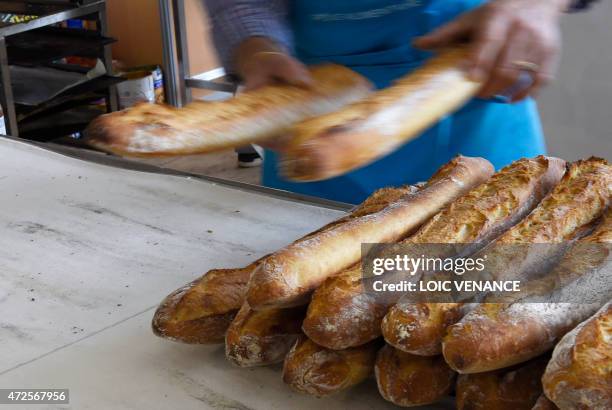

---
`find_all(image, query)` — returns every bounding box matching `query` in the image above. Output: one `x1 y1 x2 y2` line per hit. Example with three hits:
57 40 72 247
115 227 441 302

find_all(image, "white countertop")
0 138 450 410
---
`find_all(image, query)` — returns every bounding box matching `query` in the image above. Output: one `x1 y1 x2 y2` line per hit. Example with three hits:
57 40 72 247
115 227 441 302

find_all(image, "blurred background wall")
538 2 612 160
106 0 611 160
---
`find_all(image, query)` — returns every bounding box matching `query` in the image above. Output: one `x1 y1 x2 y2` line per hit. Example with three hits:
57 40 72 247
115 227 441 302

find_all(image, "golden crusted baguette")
282 336 379 397
381 156 567 355
542 301 612 410
152 261 262 344
375 344 456 407
247 156 494 310
382 302 471 356
281 47 482 181
303 157 566 350
456 355 550 410
533 394 560 410
85 64 372 157
225 303 305 367
152 185 414 344
441 210 611 373
443 158 612 373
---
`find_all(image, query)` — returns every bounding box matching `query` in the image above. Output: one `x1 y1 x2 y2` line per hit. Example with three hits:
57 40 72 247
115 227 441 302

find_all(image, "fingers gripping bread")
455 355 551 410
85 64 373 157
152 185 414 344
381 156 567 355
441 210 612 373
247 156 494 310
443 158 612 374
225 303 305 367
282 337 379 397
281 47 483 182
542 301 612 410
375 344 456 407
303 157 564 350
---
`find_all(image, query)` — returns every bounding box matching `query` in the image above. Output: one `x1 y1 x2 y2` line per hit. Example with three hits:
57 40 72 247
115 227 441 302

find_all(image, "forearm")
203 0 292 73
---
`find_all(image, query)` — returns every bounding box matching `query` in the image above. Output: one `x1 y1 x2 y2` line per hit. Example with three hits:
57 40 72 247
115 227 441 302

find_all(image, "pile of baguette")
153 155 612 409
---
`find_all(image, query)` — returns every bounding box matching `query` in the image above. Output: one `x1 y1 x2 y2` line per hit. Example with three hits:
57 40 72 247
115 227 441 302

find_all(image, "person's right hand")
235 37 313 91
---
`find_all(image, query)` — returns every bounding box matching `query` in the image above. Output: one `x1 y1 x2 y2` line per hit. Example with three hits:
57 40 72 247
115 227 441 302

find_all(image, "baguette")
381 156 567 355
533 395 559 410
281 47 482 181
152 185 415 344
282 336 379 397
85 64 373 157
542 301 612 410
443 158 612 374
441 210 611 373
375 344 456 407
247 155 494 310
152 261 262 344
225 303 305 367
303 156 565 350
455 355 550 410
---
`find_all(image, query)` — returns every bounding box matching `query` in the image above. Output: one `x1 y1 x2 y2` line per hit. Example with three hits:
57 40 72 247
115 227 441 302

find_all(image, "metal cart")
0 0 118 137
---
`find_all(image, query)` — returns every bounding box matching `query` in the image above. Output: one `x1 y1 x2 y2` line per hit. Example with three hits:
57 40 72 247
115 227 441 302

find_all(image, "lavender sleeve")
568 0 599 11
203 0 293 73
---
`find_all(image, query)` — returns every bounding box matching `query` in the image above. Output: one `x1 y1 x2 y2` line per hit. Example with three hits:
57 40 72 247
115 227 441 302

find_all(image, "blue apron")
263 0 546 204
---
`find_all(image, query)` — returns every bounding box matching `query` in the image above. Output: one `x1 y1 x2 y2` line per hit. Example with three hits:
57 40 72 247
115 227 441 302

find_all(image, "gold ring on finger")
511 60 540 73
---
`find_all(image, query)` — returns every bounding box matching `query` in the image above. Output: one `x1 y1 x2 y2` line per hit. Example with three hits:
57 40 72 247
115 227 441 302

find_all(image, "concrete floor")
132 149 261 185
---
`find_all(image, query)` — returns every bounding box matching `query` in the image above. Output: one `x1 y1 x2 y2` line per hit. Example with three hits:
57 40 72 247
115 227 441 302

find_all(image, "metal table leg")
0 36 18 137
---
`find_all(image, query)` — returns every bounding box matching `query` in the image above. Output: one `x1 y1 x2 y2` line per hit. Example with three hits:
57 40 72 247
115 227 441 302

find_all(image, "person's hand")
414 0 570 102
235 36 313 91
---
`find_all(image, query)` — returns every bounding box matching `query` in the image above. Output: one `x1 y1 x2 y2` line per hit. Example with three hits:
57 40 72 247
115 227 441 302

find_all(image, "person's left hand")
414 0 570 102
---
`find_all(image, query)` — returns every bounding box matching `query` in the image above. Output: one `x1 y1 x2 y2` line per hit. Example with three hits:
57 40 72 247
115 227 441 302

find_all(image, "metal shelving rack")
158 0 236 108
0 0 117 137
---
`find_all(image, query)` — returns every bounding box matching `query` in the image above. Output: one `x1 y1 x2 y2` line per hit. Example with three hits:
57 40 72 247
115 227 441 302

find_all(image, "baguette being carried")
85 64 372 157
281 47 482 181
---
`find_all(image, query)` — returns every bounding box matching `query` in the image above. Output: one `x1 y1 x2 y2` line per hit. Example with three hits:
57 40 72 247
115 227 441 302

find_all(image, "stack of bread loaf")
153 155 611 409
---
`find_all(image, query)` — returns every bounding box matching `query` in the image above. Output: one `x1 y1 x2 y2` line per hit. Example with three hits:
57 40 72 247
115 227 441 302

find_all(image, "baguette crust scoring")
542 302 612 410
282 336 379 397
225 303 305 367
455 355 550 410
375 344 456 407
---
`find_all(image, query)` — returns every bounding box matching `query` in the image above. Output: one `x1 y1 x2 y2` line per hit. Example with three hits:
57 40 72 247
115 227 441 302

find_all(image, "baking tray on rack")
6 26 116 66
